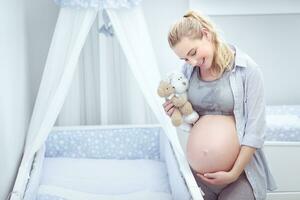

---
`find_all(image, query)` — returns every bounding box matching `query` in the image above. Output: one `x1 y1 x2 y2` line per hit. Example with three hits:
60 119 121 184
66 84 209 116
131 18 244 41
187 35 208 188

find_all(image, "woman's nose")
188 58 197 67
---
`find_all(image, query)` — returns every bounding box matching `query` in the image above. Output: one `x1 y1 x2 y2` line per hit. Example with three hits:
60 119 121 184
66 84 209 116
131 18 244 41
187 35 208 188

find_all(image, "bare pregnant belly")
186 115 240 174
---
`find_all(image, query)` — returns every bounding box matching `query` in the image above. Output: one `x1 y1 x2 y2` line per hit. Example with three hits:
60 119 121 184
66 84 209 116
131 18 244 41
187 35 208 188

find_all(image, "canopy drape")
10 8 98 200
10 1 202 199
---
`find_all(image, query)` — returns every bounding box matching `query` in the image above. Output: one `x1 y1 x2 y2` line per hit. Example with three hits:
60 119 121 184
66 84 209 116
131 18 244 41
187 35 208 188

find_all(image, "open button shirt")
182 46 277 200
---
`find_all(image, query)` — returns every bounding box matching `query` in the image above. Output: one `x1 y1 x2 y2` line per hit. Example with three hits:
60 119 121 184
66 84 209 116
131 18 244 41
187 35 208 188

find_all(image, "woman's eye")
191 50 196 56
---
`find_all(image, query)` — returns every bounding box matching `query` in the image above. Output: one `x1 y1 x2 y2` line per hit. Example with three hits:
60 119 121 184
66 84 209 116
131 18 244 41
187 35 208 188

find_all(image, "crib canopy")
10 1 201 199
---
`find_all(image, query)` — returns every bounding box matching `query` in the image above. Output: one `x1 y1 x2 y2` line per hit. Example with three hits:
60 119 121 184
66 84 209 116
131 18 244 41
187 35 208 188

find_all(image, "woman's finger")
165 103 174 111
167 107 175 116
197 173 216 185
163 100 172 107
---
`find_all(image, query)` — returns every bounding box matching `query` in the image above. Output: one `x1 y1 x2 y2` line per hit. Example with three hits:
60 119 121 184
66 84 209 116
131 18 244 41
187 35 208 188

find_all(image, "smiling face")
172 36 215 72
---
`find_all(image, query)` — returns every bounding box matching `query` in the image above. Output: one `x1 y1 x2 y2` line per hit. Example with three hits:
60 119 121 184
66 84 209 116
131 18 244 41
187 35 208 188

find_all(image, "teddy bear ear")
157 81 166 97
166 72 175 83
157 88 165 97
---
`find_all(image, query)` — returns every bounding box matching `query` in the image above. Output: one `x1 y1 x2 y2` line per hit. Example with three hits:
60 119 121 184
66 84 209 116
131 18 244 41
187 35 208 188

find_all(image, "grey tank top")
188 67 234 116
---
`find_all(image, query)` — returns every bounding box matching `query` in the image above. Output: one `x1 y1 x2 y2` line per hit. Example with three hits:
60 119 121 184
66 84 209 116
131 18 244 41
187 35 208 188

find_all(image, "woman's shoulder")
234 46 262 78
181 63 193 80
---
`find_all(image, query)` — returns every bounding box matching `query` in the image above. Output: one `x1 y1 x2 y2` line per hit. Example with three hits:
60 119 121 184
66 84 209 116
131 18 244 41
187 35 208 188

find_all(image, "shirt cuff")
241 134 264 149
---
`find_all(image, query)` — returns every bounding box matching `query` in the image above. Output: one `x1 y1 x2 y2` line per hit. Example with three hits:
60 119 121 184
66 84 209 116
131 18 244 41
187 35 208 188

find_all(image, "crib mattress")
23 126 192 200
38 188 172 200
39 157 171 195
266 105 300 142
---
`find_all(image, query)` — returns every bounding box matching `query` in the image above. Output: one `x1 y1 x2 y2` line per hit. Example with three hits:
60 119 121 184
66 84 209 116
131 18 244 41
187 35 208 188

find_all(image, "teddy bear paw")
179 123 192 132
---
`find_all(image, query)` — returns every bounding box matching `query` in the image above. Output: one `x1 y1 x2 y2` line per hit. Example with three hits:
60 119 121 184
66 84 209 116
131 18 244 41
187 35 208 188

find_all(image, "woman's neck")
199 67 222 81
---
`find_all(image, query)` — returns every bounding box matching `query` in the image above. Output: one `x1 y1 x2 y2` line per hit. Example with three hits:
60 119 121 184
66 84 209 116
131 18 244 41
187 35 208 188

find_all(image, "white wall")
25 0 300 107
0 0 30 199
143 0 300 105
189 0 300 105
210 14 300 105
25 0 59 104
142 0 189 75
0 0 58 198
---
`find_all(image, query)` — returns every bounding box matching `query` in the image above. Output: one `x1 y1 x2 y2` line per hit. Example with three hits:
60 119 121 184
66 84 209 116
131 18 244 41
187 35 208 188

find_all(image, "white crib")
23 125 194 200
22 105 300 200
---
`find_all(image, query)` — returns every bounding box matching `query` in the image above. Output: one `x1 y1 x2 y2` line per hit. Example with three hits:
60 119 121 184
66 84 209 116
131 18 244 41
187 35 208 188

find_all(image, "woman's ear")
201 28 212 42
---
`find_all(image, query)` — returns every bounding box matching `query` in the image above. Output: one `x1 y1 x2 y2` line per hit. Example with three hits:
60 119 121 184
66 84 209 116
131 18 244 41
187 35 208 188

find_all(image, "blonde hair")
168 10 234 74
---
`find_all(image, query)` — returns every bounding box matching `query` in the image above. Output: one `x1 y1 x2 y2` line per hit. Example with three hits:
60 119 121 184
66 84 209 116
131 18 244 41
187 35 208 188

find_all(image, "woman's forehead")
173 38 197 57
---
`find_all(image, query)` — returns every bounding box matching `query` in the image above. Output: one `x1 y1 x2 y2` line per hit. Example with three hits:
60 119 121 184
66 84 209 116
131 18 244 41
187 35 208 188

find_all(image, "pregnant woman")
163 10 277 200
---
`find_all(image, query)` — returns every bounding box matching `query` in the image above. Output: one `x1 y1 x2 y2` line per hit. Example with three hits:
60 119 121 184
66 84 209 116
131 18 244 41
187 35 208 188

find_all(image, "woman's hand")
163 100 175 117
196 171 239 186
196 146 256 186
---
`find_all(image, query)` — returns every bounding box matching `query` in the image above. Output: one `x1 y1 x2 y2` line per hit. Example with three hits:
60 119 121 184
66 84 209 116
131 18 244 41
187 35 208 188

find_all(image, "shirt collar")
231 45 247 72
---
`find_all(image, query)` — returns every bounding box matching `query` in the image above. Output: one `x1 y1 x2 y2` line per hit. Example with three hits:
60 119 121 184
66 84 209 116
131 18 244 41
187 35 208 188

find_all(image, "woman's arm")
197 63 266 185
231 63 267 177
197 146 255 185
229 145 256 180
241 62 266 149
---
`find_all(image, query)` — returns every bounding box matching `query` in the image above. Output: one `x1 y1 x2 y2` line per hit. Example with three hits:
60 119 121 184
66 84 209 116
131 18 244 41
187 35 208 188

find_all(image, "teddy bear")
157 80 183 126
157 71 199 131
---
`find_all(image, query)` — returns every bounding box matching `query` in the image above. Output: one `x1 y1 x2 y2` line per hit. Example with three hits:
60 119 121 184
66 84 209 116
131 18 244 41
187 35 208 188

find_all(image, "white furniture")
265 142 300 200
264 105 300 200
23 125 194 200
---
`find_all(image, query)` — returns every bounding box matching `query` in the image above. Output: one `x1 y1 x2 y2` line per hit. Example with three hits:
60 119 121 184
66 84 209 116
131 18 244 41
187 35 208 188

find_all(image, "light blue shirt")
182 46 277 200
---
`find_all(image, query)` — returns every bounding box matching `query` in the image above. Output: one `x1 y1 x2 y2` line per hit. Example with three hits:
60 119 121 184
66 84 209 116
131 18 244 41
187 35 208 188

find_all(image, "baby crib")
23 125 193 200
21 105 300 200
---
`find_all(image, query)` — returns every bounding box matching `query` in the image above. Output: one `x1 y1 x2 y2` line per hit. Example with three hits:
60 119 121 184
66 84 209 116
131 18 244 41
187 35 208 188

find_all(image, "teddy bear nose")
183 82 186 86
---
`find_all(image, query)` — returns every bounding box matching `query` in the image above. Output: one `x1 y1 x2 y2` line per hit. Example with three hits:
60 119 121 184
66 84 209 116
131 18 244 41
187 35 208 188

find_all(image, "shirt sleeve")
181 63 193 80
241 62 266 149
